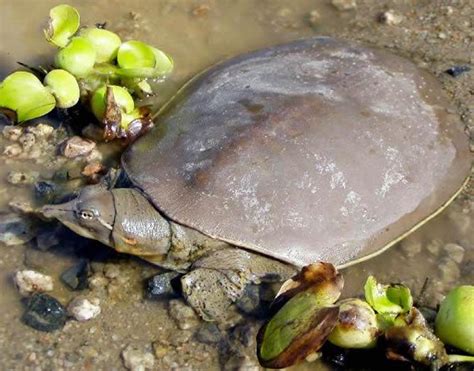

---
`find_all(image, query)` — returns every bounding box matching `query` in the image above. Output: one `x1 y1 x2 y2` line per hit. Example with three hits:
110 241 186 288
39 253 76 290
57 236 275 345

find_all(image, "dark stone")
60 260 89 290
21 293 67 332
235 284 274 318
145 272 181 299
445 65 471 77
34 181 57 202
195 323 222 344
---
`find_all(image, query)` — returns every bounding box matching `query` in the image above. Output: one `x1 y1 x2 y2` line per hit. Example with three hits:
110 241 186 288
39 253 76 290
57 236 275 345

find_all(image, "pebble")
445 65 471 77
331 0 356 11
13 270 54 296
3 143 22 157
61 260 90 290
121 345 155 371
195 323 222 344
425 239 442 256
145 272 180 300
438 257 460 284
67 298 101 321
2 126 23 141
168 299 200 330
0 213 36 246
308 10 321 27
378 10 403 25
60 136 96 158
18 133 36 151
442 243 465 264
82 161 105 177
6 171 39 185
34 181 57 202
26 123 54 138
400 237 422 258
21 293 67 332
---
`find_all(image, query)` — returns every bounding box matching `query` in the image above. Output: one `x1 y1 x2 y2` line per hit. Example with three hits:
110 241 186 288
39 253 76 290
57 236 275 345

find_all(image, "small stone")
425 239 442 256
85 148 103 163
400 238 422 258
152 341 170 358
442 243 465 264
378 10 403 25
22 293 67 332
13 270 54 296
82 162 105 177
104 264 121 279
192 4 210 17
0 213 36 246
61 136 96 158
195 323 222 344
8 199 35 214
2 125 23 141
121 345 155 371
331 0 356 11
145 272 180 300
308 10 321 27
3 143 22 157
445 65 471 77
67 297 101 321
438 32 447 40
88 273 109 290
6 171 39 185
34 181 57 202
81 123 104 142
18 133 36 151
61 260 89 290
438 257 460 284
168 299 200 330
27 123 54 138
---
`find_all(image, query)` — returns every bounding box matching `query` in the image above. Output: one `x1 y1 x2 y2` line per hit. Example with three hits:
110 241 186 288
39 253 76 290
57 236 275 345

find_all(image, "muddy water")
0 0 473 370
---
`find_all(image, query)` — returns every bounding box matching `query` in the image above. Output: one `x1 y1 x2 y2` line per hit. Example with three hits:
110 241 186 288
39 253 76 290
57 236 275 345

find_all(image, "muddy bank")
0 0 472 370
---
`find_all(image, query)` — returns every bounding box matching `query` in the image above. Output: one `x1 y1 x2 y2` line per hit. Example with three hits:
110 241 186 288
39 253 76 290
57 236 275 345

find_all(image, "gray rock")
21 293 67 332
145 272 180 300
0 213 36 246
60 260 89 290
168 299 200 330
121 345 155 371
195 323 222 344
60 136 96 158
442 243 465 264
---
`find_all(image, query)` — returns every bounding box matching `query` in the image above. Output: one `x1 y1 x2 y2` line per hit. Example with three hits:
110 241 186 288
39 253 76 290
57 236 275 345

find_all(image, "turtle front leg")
181 248 297 321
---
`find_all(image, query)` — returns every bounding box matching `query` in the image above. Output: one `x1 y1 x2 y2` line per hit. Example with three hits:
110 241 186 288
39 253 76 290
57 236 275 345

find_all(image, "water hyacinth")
79 28 122 63
257 262 343 368
44 69 80 109
0 71 56 122
90 85 134 122
328 298 380 349
44 4 80 48
435 285 474 355
55 37 97 77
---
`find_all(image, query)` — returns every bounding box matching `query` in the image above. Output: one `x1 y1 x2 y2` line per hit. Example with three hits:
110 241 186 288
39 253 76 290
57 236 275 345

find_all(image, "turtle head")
42 185 115 247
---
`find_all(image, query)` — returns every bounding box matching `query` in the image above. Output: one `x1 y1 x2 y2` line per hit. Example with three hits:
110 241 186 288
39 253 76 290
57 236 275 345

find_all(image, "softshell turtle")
43 37 471 320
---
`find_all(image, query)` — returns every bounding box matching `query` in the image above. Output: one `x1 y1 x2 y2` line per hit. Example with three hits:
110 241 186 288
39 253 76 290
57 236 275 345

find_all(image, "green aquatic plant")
0 3 174 141
79 28 122 63
435 285 474 355
44 69 80 108
44 4 80 48
55 37 97 77
328 298 380 349
0 71 56 122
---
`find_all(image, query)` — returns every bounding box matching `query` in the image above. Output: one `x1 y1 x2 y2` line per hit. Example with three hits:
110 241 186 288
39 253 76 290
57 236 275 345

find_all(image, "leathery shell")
123 37 471 267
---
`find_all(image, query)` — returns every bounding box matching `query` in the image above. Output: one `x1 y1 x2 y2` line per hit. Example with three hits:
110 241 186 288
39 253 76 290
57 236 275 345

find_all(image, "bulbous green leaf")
80 28 122 63
55 37 96 77
435 285 474 355
0 71 56 122
328 298 380 349
44 4 80 48
117 40 156 69
151 48 174 74
364 276 413 316
44 69 80 108
90 85 134 121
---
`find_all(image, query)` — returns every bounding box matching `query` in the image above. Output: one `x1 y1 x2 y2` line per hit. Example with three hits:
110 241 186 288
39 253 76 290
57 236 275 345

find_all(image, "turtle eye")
78 209 95 220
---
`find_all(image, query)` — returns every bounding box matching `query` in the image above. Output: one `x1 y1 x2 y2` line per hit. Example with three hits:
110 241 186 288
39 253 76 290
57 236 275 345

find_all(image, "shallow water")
0 0 472 370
